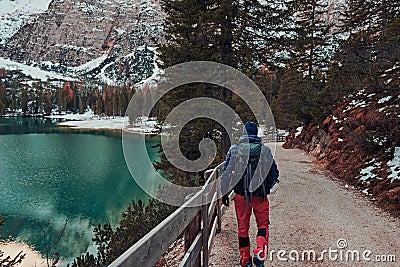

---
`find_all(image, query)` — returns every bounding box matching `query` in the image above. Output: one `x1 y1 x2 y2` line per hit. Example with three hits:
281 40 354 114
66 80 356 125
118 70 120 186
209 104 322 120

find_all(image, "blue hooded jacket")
220 123 278 197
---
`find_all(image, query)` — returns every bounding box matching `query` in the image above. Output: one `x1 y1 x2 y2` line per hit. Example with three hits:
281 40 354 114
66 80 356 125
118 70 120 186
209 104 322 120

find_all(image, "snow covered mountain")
0 0 164 85
0 0 53 45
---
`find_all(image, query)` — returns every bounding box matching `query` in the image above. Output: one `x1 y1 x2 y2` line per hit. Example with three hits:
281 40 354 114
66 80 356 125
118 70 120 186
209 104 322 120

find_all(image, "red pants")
234 194 269 266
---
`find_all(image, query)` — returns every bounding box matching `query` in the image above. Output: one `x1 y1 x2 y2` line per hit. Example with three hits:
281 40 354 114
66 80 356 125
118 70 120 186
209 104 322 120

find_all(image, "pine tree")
43 89 53 115
377 15 400 89
159 0 215 68
21 87 29 115
324 0 400 105
229 0 295 72
72 83 79 113
118 86 129 116
159 0 294 83
291 0 332 78
339 0 400 37
95 96 103 116
158 0 294 159
10 90 16 113
276 68 307 128
57 88 66 114
0 99 5 116
273 0 334 128
0 84 7 110
79 95 86 114
36 87 44 114
103 86 115 117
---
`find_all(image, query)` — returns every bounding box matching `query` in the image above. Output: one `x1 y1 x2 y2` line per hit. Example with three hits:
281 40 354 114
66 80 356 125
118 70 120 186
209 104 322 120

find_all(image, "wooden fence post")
202 193 209 267
216 169 222 234
184 212 201 267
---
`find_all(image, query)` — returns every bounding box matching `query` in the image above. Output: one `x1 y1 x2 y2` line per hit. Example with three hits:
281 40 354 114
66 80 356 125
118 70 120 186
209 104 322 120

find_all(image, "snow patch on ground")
359 159 381 182
332 115 342 123
74 54 108 73
125 117 159 134
55 43 88 52
46 110 96 120
47 111 159 134
277 129 289 136
58 117 126 130
387 147 400 182
0 57 77 81
295 126 303 138
384 62 400 73
378 96 392 104
359 166 376 182
362 188 372 196
372 136 387 146
358 148 400 183
99 61 115 85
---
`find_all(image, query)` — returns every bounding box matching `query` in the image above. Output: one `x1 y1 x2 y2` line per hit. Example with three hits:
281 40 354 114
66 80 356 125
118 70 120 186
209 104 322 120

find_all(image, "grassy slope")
283 89 400 217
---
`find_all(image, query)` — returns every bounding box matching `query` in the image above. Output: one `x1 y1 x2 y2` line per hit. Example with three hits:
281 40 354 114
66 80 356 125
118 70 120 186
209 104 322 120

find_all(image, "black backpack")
233 142 279 201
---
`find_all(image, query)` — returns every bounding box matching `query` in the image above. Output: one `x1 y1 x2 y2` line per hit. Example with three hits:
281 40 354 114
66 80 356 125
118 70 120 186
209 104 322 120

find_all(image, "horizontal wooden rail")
276 135 286 142
109 162 225 267
179 231 203 267
109 204 201 266
262 129 287 143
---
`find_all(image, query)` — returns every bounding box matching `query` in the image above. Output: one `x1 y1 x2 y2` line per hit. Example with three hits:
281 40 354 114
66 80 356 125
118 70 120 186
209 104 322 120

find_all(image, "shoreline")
2 115 288 138
0 241 47 267
1 111 161 135
45 112 161 135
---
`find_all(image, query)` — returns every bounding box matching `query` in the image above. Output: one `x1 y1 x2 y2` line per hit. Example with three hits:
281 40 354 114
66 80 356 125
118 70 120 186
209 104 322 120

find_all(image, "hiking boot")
253 250 265 267
243 258 252 267
253 256 264 267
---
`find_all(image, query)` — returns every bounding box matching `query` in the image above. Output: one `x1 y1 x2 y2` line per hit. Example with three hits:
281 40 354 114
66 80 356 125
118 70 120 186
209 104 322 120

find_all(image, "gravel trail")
209 145 400 266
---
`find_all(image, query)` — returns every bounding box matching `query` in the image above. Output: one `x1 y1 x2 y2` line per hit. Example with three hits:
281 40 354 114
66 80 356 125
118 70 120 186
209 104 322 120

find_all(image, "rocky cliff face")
0 0 164 85
284 89 400 217
0 0 346 85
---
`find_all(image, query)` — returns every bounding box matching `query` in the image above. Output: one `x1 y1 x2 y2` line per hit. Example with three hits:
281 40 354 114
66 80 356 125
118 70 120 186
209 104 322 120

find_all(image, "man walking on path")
220 122 279 267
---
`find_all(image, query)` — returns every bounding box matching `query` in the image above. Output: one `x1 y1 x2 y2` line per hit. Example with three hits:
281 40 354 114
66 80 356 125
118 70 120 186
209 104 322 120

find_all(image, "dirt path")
209 145 400 266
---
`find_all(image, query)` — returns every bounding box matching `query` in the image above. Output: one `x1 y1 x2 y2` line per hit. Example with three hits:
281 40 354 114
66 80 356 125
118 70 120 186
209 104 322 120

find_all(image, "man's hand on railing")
222 194 230 207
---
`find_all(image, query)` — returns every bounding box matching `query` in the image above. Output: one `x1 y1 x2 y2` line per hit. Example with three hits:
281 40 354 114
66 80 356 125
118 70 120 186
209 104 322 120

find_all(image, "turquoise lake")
0 118 159 263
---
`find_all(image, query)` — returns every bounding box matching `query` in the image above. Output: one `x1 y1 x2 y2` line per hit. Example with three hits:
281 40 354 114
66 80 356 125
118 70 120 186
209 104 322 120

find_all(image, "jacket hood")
243 122 258 136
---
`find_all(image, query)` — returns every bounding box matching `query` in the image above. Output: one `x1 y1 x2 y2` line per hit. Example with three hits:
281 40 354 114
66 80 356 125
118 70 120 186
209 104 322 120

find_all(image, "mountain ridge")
0 0 164 85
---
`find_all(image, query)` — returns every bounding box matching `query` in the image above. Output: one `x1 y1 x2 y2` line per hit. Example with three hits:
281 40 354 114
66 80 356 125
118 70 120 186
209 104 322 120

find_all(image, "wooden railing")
263 131 286 142
109 135 283 267
276 135 286 142
109 162 232 267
